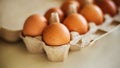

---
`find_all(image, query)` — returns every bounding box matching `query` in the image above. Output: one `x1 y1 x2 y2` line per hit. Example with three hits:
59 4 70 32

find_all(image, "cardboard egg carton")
0 25 21 42
20 35 45 53
20 9 120 61
20 34 70 61
0 7 119 62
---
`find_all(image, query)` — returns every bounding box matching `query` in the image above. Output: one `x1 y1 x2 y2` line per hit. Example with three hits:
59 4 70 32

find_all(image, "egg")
43 13 70 46
44 7 64 22
63 13 88 34
63 4 88 34
61 0 80 17
80 4 104 25
94 0 117 17
23 14 47 37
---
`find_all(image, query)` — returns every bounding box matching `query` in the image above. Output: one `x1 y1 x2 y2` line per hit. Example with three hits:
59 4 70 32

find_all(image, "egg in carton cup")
0 23 21 42
20 14 47 54
69 22 98 50
41 12 71 62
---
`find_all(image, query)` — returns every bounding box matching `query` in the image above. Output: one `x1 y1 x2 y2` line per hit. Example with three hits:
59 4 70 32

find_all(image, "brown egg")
63 13 88 34
43 13 70 46
94 0 117 17
63 4 88 34
23 14 47 37
44 8 64 22
61 0 80 17
80 4 104 25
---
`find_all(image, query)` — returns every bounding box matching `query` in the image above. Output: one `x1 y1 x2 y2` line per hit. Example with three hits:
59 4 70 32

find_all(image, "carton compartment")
0 28 21 42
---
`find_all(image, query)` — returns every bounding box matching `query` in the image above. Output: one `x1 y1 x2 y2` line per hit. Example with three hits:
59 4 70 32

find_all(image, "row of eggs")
22 0 119 46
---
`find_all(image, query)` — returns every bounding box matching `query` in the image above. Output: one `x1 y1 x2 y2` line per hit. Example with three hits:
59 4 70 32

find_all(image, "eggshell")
94 0 117 17
23 14 47 36
63 13 88 34
80 4 104 25
43 22 70 46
